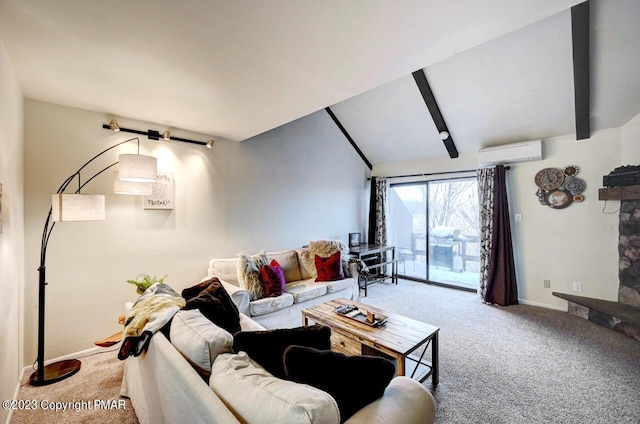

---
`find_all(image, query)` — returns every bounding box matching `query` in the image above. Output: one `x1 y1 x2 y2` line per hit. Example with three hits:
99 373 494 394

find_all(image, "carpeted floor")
360 279 640 424
11 347 138 424
11 279 640 423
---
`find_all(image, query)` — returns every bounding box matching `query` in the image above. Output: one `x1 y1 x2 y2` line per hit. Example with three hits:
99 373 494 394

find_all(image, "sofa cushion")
210 352 339 424
315 251 344 282
323 277 354 294
232 324 331 379
249 293 294 317
284 346 396 422
237 252 268 301
169 309 233 378
259 259 287 297
267 250 302 282
182 278 241 335
286 280 328 303
209 258 240 286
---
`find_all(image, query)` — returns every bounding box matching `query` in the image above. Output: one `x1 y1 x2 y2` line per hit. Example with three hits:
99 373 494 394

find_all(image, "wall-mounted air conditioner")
478 139 542 166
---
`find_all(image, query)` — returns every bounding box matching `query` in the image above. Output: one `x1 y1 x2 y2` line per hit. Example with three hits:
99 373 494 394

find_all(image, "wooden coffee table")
302 298 439 387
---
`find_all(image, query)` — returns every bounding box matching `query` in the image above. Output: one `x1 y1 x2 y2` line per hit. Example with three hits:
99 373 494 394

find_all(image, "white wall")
621 112 640 164
23 100 369 363
0 39 24 424
508 130 621 308
373 128 631 310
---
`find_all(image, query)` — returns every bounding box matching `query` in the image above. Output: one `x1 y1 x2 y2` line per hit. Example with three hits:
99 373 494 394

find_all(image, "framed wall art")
144 172 175 210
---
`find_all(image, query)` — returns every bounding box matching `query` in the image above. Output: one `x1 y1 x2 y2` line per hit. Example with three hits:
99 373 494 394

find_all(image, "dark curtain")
367 178 378 244
367 177 387 245
484 165 518 305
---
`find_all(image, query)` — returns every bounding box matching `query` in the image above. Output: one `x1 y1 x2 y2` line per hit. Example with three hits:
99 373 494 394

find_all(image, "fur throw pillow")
309 239 349 257
237 252 268 300
300 240 348 279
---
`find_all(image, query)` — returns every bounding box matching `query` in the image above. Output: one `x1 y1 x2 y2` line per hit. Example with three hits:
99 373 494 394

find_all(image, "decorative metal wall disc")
561 176 586 195
547 189 572 209
534 165 585 209
534 168 565 191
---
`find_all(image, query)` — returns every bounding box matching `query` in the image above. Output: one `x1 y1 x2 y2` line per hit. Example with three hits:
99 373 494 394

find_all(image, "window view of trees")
428 179 478 238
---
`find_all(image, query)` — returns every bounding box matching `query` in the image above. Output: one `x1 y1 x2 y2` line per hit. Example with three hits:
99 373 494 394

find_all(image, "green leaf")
126 273 168 294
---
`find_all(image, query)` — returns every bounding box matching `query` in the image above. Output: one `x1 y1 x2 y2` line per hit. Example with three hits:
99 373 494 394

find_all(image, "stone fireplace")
618 199 640 308
553 195 640 342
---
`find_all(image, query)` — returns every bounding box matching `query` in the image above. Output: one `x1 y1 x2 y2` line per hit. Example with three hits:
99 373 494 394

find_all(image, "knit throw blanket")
118 283 185 360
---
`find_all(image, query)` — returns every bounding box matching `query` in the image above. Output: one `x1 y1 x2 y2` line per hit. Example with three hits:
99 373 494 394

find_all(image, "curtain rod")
368 166 510 180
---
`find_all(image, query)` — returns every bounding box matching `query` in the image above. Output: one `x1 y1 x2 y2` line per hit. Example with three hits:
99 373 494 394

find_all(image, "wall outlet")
514 214 522 223
573 282 583 292
544 279 551 288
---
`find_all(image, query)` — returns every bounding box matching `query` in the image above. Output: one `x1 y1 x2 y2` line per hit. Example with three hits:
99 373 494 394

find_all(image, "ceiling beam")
412 69 459 159
325 107 372 170
571 1 590 140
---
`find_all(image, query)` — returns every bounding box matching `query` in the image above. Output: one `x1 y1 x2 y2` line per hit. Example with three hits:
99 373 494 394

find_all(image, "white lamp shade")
113 172 153 195
51 194 106 222
118 154 157 182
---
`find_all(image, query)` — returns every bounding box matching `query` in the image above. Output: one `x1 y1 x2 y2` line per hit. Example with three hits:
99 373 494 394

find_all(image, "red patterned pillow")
259 260 286 297
315 251 344 282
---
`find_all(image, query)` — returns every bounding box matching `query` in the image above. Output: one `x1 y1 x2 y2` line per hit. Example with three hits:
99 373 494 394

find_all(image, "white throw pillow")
210 352 340 424
170 309 233 378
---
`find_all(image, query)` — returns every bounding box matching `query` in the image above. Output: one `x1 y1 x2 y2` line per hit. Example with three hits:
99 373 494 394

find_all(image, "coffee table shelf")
302 298 439 388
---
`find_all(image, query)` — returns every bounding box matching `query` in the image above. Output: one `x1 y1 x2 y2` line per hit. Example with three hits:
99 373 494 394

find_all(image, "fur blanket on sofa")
118 283 185 359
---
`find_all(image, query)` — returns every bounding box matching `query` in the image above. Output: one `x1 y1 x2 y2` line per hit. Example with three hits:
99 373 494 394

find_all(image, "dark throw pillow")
232 325 331 379
259 259 286 297
283 346 396 422
315 251 344 282
181 278 241 335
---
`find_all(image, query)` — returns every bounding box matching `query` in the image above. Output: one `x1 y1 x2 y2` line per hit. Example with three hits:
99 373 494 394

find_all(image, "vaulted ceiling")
1 0 638 165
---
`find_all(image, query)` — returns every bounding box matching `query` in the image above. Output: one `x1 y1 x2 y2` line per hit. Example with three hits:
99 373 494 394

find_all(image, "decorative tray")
333 304 388 327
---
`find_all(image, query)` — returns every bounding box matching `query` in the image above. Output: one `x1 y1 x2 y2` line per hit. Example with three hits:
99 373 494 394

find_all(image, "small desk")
349 244 398 296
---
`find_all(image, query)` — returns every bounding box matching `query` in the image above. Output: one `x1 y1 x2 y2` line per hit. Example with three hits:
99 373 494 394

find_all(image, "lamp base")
29 359 81 386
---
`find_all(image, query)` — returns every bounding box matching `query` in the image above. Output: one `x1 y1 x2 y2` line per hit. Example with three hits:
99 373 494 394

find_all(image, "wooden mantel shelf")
598 185 640 201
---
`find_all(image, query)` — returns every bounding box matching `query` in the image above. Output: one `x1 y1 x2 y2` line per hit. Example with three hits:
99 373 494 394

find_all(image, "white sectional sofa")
121 311 436 424
207 248 360 329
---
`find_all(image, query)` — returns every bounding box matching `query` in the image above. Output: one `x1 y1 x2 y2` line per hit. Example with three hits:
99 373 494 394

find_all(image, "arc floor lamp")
30 136 157 386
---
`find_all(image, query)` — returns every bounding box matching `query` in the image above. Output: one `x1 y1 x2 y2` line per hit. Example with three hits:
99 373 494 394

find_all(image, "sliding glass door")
388 177 480 291
388 184 427 280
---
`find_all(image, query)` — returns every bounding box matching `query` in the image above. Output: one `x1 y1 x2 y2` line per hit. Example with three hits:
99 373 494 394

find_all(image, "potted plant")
127 273 168 295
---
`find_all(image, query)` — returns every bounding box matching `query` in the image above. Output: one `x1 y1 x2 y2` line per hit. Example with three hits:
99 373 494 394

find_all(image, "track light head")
439 131 449 140
162 131 171 141
206 140 215 149
109 119 120 132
